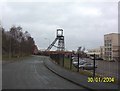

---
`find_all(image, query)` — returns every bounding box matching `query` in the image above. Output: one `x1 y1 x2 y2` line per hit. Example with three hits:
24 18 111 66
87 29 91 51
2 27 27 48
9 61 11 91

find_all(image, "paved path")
2 56 85 89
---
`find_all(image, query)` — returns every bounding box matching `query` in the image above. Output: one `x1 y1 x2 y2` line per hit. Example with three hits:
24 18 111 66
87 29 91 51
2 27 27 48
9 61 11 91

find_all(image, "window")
110 48 112 51
109 43 112 46
109 52 112 55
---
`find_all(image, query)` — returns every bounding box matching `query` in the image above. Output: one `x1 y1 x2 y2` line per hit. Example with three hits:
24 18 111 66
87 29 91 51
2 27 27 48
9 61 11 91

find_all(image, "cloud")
1 1 118 50
71 6 102 17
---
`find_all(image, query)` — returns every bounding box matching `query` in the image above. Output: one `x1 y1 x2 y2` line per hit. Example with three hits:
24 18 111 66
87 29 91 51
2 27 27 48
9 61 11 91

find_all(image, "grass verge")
63 57 118 84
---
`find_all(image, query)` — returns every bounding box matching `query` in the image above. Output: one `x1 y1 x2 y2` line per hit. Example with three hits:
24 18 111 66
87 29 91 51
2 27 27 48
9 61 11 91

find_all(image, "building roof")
104 33 120 36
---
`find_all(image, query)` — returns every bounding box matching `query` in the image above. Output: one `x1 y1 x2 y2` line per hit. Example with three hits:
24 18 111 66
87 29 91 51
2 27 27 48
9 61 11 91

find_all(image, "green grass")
64 58 94 76
64 57 106 76
64 57 71 69
2 54 31 61
63 57 118 84
64 57 91 75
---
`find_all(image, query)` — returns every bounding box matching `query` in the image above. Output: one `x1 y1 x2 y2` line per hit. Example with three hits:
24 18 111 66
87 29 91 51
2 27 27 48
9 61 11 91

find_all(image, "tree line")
1 25 36 58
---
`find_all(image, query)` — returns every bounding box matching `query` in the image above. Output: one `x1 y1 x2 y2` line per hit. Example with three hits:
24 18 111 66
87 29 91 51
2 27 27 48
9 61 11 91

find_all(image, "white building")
104 33 120 61
87 48 101 58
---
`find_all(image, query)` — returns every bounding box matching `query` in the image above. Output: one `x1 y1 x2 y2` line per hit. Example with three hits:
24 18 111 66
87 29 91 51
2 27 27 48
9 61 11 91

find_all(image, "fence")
50 53 64 66
49 53 96 77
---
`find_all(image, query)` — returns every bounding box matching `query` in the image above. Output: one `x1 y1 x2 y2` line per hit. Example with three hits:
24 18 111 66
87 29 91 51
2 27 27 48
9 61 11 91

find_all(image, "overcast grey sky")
0 0 118 51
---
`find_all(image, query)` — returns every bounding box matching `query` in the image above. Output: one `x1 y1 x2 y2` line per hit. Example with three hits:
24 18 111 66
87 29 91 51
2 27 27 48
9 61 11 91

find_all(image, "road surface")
2 56 85 89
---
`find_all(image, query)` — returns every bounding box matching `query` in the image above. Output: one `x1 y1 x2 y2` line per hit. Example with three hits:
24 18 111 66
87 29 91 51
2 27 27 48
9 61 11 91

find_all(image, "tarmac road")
2 56 85 89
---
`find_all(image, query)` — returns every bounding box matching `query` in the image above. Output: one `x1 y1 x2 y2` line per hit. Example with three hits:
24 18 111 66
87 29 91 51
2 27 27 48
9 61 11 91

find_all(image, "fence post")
58 54 60 65
62 54 64 67
93 53 96 77
77 53 79 72
70 54 72 70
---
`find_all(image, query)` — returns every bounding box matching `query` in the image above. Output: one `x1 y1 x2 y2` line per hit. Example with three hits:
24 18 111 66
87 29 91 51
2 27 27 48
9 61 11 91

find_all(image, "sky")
0 0 119 51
